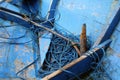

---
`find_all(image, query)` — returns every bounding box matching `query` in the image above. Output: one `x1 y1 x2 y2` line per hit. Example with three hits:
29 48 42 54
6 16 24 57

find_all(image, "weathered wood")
80 24 87 54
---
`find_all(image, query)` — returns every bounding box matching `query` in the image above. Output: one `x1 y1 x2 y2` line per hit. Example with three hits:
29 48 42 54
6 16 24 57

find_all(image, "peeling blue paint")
0 0 120 79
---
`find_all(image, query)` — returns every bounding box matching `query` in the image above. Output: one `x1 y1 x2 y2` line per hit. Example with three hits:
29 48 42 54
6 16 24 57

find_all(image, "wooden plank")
47 0 60 20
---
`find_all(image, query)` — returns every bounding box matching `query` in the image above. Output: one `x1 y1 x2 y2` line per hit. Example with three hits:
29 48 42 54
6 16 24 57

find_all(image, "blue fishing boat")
0 0 120 80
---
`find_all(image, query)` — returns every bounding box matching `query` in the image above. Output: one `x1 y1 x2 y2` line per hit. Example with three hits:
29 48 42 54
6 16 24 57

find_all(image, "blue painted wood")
41 0 60 28
47 0 60 21
0 0 119 79
0 7 32 28
22 0 40 15
0 3 38 78
50 7 120 80
55 0 115 45
0 7 47 30
0 5 59 29
93 8 120 47
0 7 26 18
100 8 120 44
52 56 93 80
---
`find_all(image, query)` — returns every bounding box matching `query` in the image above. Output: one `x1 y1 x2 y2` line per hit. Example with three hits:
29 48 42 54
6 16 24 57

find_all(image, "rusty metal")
80 24 87 54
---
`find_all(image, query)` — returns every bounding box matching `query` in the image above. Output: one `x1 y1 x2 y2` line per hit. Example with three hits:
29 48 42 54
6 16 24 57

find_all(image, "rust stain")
22 46 30 53
15 45 19 52
0 55 2 58
116 54 120 57
0 31 9 38
5 0 12 2
14 59 25 72
21 65 35 78
0 63 2 66
106 47 114 56
111 0 118 10
80 24 87 54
